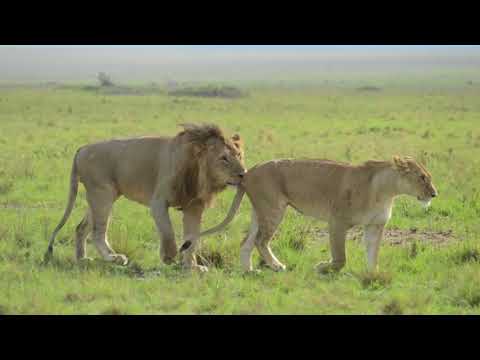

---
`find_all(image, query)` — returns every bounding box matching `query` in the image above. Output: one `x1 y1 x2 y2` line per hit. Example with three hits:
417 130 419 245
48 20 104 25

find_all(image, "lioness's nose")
431 191 438 198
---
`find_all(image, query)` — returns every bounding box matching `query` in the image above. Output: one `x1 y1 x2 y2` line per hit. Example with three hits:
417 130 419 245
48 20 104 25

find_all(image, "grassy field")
1 78 480 314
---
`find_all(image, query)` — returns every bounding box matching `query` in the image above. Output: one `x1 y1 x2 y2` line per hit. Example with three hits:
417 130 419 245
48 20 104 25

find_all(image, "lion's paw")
315 261 344 274
77 257 94 264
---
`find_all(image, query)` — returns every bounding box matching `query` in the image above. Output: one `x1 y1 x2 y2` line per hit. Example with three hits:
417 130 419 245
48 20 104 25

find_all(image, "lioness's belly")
289 198 331 221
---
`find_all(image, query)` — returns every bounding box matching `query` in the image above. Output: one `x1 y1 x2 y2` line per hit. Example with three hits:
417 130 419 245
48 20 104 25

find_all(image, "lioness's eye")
221 155 229 163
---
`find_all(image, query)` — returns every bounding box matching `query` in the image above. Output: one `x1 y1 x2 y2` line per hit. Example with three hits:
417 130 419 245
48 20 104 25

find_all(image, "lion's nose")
431 191 437 198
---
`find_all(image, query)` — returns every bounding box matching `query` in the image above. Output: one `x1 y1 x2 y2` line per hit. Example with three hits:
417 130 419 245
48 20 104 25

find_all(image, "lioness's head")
393 156 438 207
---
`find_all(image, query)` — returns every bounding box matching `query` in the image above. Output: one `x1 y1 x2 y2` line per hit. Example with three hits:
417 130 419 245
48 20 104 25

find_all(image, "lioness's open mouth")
418 197 432 209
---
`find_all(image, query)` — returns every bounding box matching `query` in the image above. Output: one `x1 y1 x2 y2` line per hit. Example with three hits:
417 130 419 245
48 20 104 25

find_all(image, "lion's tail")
43 149 80 264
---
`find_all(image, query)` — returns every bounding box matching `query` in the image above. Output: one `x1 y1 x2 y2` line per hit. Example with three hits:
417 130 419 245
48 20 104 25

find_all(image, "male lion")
193 156 437 273
44 124 246 272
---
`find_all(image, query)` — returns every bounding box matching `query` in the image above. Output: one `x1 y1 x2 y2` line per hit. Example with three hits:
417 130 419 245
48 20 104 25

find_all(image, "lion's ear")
231 134 243 149
192 143 206 157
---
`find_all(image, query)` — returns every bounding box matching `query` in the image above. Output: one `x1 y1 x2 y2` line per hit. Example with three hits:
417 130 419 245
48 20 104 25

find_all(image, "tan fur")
199 156 437 273
44 124 246 272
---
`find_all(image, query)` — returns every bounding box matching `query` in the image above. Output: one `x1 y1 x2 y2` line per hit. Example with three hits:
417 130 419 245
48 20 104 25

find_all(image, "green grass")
1 77 480 314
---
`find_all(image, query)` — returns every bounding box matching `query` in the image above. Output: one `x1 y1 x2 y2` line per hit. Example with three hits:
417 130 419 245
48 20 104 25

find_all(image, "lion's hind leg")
86 185 128 266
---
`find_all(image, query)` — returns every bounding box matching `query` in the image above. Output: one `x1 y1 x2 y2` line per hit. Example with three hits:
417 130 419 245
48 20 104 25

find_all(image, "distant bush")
80 84 164 96
357 86 382 92
97 72 114 87
169 85 246 99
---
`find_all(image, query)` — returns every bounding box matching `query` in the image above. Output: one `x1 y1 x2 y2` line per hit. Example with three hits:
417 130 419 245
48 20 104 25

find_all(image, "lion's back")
76 136 172 203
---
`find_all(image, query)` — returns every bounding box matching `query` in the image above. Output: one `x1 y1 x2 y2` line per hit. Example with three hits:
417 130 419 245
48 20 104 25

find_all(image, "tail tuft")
43 246 53 264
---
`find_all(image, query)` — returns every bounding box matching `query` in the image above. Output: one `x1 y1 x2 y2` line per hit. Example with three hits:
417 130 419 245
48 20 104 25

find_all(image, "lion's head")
172 123 246 208
393 156 438 207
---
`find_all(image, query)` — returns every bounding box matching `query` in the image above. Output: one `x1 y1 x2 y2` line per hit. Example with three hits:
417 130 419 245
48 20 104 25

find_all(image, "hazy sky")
1 45 479 83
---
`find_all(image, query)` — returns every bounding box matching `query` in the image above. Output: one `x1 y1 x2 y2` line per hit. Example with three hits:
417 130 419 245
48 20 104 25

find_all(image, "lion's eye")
221 155 229 163
421 175 426 181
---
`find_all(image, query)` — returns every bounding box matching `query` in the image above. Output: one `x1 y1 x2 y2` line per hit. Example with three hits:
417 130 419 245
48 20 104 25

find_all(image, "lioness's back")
242 158 376 219
244 158 353 194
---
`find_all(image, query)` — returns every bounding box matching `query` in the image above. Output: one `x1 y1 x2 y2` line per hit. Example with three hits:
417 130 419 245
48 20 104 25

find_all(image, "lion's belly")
121 187 154 206
116 173 157 206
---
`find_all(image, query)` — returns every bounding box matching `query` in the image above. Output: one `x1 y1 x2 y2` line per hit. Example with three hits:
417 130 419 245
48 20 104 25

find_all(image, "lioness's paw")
243 269 262 276
193 264 209 273
183 264 209 273
270 262 287 272
111 254 129 266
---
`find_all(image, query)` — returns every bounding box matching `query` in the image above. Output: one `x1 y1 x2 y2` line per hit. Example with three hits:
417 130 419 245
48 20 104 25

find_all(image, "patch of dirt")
64 293 97 303
313 228 455 246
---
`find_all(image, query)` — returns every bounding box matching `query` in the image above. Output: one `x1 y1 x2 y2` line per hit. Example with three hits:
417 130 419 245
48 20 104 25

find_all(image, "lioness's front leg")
363 224 385 272
181 202 207 272
150 198 177 264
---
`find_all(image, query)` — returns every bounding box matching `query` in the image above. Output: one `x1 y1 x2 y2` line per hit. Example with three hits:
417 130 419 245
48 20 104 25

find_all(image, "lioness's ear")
393 155 409 172
231 134 243 149
392 155 401 167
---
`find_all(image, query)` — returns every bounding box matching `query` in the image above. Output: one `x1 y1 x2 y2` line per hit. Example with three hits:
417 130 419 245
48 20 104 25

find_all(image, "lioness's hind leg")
254 203 287 272
240 210 258 272
86 186 128 266
316 220 349 274
75 210 92 262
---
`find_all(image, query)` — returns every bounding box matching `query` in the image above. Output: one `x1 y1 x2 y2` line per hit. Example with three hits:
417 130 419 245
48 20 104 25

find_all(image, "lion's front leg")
150 198 177 265
180 203 207 272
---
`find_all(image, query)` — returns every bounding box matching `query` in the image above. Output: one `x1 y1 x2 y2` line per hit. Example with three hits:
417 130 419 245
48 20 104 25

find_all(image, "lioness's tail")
180 186 245 252
43 150 80 264
179 186 245 253
199 186 245 239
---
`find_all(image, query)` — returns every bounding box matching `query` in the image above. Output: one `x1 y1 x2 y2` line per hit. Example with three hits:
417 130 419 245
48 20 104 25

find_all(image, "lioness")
44 124 246 272
193 156 437 273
